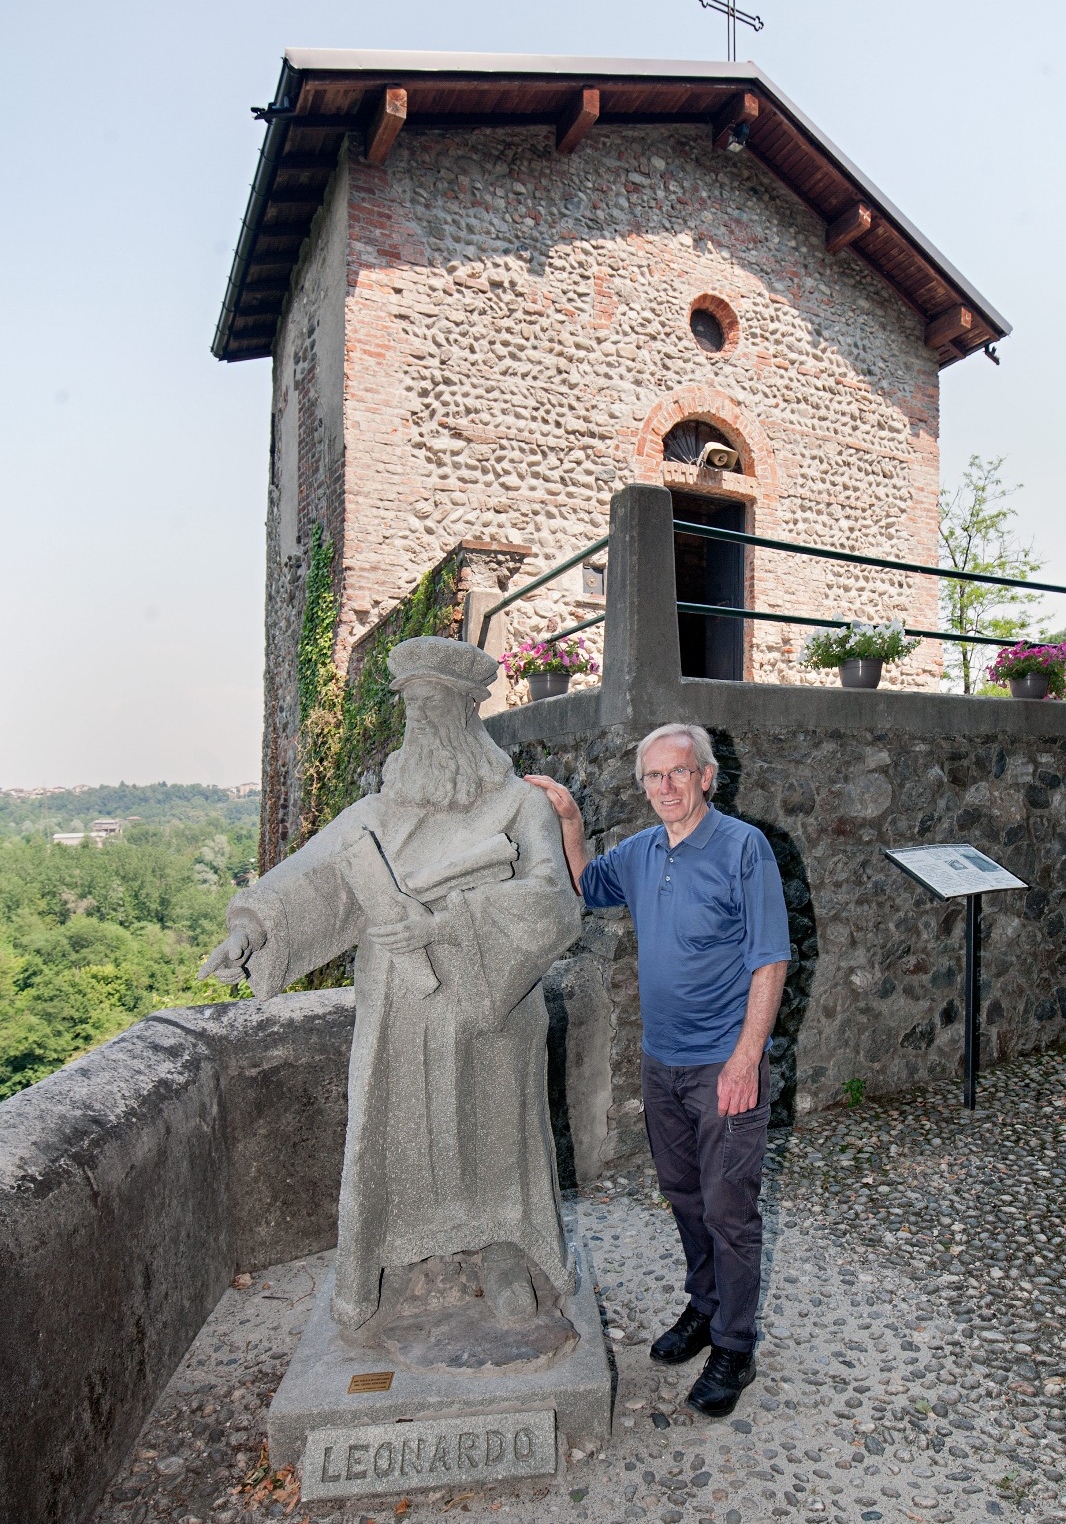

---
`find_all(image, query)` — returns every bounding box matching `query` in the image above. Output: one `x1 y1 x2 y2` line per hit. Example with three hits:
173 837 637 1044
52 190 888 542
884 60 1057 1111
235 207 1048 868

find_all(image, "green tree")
0 819 258 1101
938 455 1043 693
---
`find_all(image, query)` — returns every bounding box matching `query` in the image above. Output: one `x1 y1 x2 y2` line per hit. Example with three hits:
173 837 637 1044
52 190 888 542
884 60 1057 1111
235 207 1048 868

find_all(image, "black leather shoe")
686 1345 757 1416
649 1304 712 1364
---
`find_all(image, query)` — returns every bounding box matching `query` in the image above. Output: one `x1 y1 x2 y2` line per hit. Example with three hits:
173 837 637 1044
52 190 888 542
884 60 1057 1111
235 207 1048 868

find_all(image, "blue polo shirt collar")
655 804 721 851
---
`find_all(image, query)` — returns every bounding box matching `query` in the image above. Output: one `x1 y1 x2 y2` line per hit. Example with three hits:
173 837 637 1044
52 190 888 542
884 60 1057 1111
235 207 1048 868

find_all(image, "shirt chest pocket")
673 881 741 947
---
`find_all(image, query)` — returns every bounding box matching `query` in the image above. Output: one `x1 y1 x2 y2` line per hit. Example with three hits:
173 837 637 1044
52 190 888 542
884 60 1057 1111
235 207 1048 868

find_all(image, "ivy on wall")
290 528 460 990
295 524 346 846
326 559 460 819
294 524 461 844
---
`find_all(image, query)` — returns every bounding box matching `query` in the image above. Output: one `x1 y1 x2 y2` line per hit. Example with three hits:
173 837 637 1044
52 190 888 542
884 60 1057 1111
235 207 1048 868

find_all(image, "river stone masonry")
264 121 942 848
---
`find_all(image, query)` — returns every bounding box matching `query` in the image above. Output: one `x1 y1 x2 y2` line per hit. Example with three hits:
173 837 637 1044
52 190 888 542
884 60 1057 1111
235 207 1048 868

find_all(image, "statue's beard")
381 711 512 811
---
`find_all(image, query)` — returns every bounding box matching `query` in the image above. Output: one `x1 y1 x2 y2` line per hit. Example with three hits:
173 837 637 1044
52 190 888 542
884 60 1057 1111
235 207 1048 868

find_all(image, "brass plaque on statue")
348 1372 395 1394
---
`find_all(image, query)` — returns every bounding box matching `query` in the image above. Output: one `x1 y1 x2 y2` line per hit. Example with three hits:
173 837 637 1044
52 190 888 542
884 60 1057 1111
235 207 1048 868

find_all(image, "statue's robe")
227 776 582 1333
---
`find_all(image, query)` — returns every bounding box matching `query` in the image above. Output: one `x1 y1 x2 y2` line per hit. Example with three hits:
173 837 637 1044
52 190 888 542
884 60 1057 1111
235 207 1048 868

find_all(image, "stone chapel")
214 51 1008 858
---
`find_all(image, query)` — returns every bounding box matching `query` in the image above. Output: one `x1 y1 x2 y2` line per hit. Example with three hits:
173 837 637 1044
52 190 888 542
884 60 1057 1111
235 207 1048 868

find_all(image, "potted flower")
986 641 1066 700
801 619 920 690
500 636 600 701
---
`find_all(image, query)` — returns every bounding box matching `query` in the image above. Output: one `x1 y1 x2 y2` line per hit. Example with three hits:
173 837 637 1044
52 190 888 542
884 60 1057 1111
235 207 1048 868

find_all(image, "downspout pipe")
211 58 304 361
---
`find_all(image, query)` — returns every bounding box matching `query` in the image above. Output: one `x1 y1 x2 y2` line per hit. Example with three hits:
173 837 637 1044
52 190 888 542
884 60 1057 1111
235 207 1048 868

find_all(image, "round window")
687 296 739 359
690 308 725 353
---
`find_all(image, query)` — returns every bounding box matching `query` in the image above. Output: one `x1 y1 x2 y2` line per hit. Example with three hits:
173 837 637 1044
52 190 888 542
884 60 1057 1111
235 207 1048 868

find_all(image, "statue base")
268 1233 612 1504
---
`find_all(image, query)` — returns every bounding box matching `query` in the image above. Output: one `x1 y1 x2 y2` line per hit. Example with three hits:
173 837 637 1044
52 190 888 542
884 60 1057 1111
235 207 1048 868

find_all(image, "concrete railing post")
599 483 682 726
461 589 511 715
459 539 532 717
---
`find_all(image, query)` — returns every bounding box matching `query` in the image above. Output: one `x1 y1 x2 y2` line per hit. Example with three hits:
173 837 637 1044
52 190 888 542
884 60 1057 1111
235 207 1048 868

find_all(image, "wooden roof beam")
365 87 407 165
556 88 600 154
277 152 341 171
257 220 311 235
826 201 873 255
711 91 759 150
268 190 328 206
925 304 973 350
231 315 279 333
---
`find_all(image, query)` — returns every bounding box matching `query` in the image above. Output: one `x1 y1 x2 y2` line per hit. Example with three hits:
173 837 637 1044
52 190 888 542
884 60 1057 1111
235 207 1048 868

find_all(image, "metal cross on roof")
698 0 765 61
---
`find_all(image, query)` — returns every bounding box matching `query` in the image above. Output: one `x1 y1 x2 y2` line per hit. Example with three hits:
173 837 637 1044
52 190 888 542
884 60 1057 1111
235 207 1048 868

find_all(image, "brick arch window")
662 418 745 474
634 386 780 494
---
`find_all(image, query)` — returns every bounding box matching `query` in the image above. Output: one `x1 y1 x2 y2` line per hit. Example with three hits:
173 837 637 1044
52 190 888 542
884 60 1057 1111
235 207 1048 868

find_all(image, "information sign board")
881 844 1027 902
881 842 1026 1110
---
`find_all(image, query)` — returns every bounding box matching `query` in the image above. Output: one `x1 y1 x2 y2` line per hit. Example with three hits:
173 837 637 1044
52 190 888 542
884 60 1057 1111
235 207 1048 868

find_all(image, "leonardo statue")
201 637 582 1342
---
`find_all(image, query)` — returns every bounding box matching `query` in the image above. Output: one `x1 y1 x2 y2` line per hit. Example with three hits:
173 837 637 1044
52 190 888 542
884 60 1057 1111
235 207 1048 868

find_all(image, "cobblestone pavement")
93 1048 1066 1524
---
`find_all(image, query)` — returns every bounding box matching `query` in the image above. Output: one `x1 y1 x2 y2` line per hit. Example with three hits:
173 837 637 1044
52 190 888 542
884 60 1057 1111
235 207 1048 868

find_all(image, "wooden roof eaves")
214 52 1010 364
212 55 304 361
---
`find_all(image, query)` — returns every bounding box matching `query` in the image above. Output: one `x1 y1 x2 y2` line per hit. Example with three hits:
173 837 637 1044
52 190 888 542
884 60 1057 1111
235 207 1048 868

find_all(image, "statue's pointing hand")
199 917 267 984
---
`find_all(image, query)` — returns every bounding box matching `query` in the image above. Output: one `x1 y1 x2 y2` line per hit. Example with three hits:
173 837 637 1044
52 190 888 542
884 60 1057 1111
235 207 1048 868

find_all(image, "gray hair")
635 724 718 796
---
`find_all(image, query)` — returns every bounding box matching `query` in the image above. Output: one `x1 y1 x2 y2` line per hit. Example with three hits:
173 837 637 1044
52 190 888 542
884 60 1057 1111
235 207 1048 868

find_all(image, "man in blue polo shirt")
528 722 790 1418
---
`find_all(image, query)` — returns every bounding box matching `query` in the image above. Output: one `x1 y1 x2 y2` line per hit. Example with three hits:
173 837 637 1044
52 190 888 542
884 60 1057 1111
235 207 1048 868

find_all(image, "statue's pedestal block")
269 1236 612 1504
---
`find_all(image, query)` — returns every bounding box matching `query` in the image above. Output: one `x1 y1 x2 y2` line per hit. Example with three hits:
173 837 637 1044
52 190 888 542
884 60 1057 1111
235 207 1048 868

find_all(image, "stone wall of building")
487 683 1066 1179
335 123 941 680
263 122 944 846
261 148 350 864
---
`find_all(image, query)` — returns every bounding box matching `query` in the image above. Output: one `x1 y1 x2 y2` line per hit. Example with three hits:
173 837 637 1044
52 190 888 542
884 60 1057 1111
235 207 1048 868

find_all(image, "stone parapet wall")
0 994 354 1524
487 681 1066 1178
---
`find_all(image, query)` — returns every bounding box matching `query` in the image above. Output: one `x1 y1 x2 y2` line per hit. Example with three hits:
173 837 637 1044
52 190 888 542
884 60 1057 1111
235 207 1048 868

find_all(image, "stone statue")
201 637 582 1347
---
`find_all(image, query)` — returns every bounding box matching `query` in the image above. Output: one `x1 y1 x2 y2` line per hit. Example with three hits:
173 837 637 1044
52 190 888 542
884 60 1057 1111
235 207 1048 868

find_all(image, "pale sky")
1 0 1062 788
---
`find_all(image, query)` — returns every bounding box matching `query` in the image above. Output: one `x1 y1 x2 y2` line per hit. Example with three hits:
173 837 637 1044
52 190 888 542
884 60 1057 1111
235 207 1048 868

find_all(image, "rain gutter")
211 57 304 361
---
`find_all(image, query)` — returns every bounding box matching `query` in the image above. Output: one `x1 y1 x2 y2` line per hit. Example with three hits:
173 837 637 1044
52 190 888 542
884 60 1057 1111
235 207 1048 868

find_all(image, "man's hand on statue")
199 920 266 984
716 1055 761 1117
524 774 582 822
524 774 590 890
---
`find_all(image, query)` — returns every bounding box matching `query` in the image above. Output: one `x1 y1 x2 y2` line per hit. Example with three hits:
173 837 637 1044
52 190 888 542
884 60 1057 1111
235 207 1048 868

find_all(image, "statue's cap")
388 636 498 700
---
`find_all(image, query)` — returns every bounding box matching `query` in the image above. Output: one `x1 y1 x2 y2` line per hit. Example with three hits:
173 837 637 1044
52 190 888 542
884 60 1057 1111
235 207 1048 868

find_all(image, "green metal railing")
473 518 1065 656
673 520 1066 598
672 519 1066 649
476 536 608 647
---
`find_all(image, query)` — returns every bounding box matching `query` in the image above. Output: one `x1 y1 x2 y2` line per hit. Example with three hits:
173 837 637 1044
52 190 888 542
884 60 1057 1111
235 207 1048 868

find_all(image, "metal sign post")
881 845 1026 1110
963 891 981 1111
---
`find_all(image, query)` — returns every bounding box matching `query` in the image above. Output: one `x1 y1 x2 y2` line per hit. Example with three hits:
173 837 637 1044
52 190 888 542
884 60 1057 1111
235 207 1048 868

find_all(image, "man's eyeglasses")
642 766 701 787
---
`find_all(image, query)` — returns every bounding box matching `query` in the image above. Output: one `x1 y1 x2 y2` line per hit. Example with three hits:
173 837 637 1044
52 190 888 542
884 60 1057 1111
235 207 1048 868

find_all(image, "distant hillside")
0 805 260 1100
1 783 261 837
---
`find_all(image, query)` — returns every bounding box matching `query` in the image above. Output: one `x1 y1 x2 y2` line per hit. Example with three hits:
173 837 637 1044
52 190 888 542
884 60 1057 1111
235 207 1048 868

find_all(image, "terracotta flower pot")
527 671 571 701
839 658 883 690
1008 673 1050 699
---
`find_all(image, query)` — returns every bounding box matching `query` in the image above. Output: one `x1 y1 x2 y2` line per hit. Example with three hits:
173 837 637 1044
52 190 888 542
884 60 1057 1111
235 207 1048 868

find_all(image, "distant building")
52 820 125 847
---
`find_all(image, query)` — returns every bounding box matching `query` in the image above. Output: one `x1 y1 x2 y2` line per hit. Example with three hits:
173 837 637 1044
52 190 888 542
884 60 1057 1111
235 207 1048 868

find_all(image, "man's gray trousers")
641 1051 771 1354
